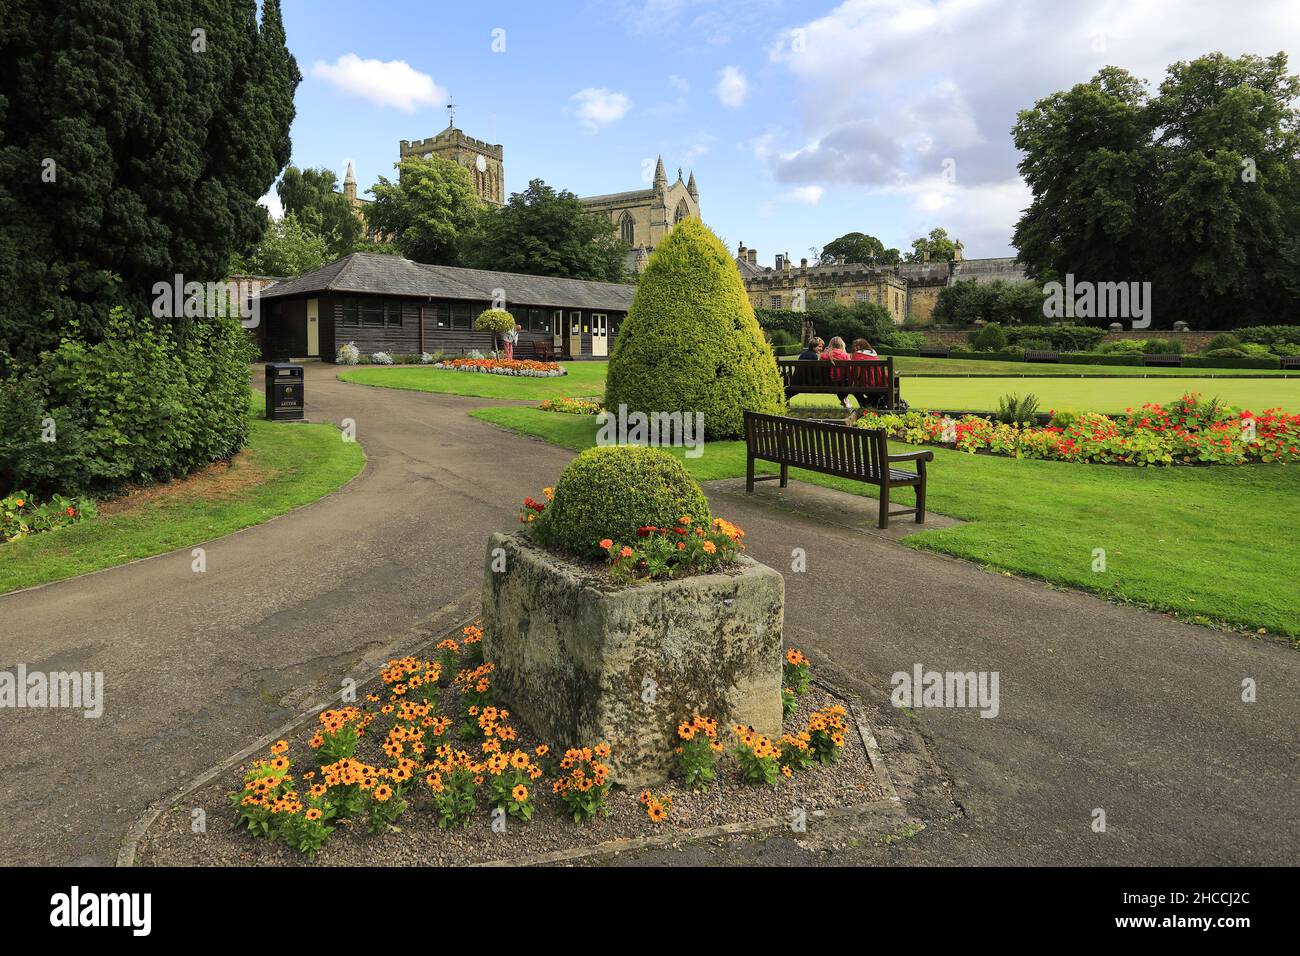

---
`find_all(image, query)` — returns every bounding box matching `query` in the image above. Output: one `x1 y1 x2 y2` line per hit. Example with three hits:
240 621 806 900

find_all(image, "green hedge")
1059 352 1144 366
1183 355 1281 369
0 310 258 497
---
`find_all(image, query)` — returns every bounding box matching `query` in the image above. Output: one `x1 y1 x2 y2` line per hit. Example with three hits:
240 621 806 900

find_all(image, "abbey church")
344 121 700 272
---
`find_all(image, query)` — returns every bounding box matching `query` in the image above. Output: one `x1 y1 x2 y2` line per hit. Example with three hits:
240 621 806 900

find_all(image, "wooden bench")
918 346 950 359
743 410 933 529
529 339 557 361
1144 353 1183 367
776 358 901 409
1024 349 1060 363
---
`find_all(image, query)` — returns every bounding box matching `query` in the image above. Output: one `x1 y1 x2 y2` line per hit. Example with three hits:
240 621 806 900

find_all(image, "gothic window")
674 199 690 223
619 211 635 245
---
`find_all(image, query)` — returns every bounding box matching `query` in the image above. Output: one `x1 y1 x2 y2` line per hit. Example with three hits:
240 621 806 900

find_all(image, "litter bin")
265 363 304 421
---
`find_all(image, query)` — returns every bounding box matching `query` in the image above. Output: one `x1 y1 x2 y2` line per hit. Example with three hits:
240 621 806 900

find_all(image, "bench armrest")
888 450 934 464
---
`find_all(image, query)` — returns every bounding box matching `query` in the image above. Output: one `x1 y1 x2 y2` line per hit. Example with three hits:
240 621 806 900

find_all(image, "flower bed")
856 393 1300 466
433 357 566 378
134 624 882 866
538 396 602 415
2 491 94 542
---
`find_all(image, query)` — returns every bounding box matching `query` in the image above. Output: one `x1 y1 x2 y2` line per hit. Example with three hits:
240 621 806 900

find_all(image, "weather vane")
447 96 456 129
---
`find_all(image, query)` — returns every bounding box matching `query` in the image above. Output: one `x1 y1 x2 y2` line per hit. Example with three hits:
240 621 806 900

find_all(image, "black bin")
265 363 304 421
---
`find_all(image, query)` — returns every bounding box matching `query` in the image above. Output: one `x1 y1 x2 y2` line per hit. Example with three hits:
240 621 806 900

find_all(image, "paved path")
1 363 1296 865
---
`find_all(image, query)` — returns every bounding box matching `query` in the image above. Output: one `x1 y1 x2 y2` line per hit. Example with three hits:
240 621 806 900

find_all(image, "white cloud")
786 185 825 204
571 88 633 131
310 54 445 113
764 0 1300 254
715 65 749 108
668 74 690 93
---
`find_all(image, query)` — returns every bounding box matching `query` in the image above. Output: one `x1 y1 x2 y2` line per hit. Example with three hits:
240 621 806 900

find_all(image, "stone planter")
482 532 784 786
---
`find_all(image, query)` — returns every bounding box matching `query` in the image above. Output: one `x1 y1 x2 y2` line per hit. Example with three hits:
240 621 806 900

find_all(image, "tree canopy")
464 179 630 282
366 155 484 265
821 232 901 267
231 213 331 278
904 227 961 263
276 165 362 258
0 0 300 367
1013 52 1300 328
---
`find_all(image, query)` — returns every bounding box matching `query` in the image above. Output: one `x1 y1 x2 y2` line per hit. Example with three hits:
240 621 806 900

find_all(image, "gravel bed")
136 652 882 867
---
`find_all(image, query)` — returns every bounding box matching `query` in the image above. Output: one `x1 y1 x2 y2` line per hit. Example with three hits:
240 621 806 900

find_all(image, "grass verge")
470 405 1300 639
0 393 365 594
338 362 608 400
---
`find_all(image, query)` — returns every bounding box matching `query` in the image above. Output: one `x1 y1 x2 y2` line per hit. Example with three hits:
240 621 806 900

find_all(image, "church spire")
653 155 667 191
343 161 357 202
687 170 698 201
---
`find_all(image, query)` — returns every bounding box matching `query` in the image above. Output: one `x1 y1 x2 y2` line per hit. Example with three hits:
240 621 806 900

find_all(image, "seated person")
851 338 879 360
797 337 824 361
819 336 852 408
849 338 886 410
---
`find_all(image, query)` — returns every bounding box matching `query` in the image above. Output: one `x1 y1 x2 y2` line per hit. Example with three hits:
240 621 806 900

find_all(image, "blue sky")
277 0 1299 264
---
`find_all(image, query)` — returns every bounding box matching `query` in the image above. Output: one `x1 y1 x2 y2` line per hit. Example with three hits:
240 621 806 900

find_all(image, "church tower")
399 113 505 206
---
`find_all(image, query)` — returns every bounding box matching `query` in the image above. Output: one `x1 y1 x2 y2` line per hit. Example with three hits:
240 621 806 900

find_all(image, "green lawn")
470 405 1300 639
889 355 1295 377
0 393 365 595
338 362 608 400
795 376 1300 414
338 359 1300 414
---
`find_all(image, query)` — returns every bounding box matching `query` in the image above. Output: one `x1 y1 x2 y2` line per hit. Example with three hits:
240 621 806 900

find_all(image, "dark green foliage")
464 179 629 282
820 232 901 266
532 446 710 559
367 155 483 265
1013 54 1300 329
972 323 1008 351
933 279 1046 326
1235 326 1300 354
905 227 960 263
275 165 362 258
1203 333 1241 352
0 0 300 367
1004 325 1105 351
0 311 258 496
605 219 785 440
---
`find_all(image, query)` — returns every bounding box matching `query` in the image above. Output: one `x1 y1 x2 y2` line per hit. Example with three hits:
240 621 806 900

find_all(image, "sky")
274 0 1300 264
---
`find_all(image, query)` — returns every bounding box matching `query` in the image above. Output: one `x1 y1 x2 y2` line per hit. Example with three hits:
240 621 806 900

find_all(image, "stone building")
736 240 1027 325
579 156 700 272
399 123 505 206
735 244 909 324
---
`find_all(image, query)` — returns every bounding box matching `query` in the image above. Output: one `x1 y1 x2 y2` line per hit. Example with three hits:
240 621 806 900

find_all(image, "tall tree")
904 227 961 263
366 155 483 265
821 232 901 266
465 179 630 282
0 0 300 367
232 213 331 277
276 165 362 258
1013 53 1300 327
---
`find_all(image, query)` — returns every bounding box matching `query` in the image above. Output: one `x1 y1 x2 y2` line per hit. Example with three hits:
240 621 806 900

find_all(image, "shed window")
529 308 551 333
361 299 384 327
341 299 359 325
386 301 403 327
451 304 473 330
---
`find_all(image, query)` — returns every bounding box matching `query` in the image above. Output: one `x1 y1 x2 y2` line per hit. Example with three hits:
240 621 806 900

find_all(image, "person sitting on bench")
797 337 823 361
819 336 852 409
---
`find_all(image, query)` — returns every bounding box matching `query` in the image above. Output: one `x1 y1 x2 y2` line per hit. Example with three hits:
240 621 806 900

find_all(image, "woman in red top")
819 336 852 409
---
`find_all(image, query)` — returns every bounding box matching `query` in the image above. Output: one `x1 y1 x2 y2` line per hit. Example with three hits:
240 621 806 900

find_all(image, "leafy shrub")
1202 333 1240 352
474 308 516 338
995 393 1040 424
1203 347 1246 357
1005 324 1104 351
1236 325 1300 354
2 490 96 541
531 445 710 558
972 323 1007 351
0 309 257 497
370 351 394 365
766 328 798 348
336 341 360 365
607 219 785 439
1098 338 1149 354
884 330 925 350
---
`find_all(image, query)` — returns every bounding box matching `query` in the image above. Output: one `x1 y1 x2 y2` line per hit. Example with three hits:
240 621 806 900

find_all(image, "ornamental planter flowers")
433 357 566 377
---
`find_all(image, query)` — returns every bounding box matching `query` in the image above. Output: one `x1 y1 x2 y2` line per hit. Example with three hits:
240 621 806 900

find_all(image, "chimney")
748 249 757 265
800 257 808 271
738 241 747 260
775 253 785 271
783 252 792 274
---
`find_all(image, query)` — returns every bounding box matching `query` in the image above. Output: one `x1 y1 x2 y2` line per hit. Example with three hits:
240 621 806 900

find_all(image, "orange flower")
619 546 634 558
270 740 289 756
599 538 613 550
512 784 529 803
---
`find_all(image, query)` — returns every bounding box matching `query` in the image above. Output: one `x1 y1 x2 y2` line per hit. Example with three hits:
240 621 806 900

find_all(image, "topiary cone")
605 218 786 440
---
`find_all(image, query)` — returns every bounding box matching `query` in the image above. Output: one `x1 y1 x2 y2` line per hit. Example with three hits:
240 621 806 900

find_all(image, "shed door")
591 313 608 357
569 311 582 358
306 298 320 357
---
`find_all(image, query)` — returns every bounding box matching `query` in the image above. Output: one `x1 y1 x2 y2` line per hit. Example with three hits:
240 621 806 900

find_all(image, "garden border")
117 618 903 867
